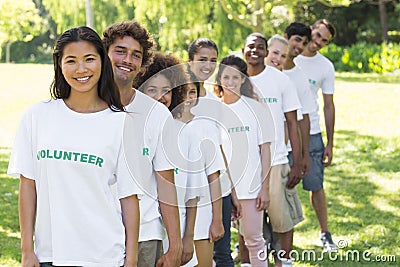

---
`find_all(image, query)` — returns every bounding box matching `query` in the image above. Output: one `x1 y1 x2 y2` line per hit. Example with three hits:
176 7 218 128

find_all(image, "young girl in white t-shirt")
137 52 203 266
8 26 141 267
188 38 241 267
214 55 274 267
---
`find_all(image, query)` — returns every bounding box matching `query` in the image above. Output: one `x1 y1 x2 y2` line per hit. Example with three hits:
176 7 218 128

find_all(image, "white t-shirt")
283 65 318 151
189 90 233 197
162 119 202 266
283 65 316 116
220 96 274 199
186 115 226 240
250 65 301 166
294 52 335 134
125 90 175 241
8 99 141 266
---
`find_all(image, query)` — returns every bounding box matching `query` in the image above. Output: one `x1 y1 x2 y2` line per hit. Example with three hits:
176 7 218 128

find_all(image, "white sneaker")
281 258 293 267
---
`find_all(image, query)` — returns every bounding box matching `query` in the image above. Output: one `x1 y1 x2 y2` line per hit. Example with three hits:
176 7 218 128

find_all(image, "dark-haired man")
294 19 338 252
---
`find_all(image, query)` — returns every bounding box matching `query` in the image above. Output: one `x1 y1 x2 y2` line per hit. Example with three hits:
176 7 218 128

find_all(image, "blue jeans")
289 133 325 191
213 194 234 267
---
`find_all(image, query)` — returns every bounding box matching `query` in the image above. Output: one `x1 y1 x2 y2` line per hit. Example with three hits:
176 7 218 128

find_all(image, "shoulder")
317 53 335 69
23 99 59 116
241 96 266 113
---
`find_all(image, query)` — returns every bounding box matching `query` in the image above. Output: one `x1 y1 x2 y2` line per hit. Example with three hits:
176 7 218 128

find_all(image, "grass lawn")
0 64 399 266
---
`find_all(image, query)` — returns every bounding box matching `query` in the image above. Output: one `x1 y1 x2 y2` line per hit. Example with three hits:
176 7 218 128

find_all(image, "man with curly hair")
103 21 182 267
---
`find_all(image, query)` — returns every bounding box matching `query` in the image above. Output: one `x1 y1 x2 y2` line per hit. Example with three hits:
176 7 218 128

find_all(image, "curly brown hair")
102 20 155 70
135 52 189 118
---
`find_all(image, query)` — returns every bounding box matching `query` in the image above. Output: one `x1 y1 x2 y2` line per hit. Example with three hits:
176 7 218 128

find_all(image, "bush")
320 42 400 73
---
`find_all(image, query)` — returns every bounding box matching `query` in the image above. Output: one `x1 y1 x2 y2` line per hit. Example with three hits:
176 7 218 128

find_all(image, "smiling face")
307 24 332 54
189 47 218 81
61 41 101 96
265 41 289 70
243 36 267 67
107 36 143 87
287 34 309 58
142 74 172 107
220 65 244 97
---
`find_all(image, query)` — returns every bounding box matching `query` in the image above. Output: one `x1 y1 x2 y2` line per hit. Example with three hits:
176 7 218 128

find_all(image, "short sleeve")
117 142 143 199
321 61 335 95
7 109 35 180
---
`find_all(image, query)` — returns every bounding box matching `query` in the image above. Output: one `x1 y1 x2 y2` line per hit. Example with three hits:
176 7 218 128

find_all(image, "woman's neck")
178 110 195 123
221 92 241 104
64 92 108 113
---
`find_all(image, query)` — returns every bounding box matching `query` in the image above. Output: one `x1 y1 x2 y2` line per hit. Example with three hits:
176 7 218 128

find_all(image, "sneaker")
281 258 293 267
320 231 338 252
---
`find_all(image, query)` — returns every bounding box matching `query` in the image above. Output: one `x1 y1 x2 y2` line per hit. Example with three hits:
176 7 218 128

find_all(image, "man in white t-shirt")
294 19 338 252
103 21 182 266
283 22 315 177
242 32 304 267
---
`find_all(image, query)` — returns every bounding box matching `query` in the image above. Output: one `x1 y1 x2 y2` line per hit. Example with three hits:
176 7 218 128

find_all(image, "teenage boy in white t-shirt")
242 32 304 267
103 21 182 266
294 19 338 252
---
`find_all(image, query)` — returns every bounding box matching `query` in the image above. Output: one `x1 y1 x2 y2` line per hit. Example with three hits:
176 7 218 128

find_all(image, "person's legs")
238 232 250 264
268 164 304 266
263 212 281 266
240 199 268 267
195 239 214 267
304 133 337 251
138 240 163 267
214 194 234 267
311 189 328 232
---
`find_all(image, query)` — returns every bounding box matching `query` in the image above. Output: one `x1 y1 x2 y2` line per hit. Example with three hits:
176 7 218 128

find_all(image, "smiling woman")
7 26 142 267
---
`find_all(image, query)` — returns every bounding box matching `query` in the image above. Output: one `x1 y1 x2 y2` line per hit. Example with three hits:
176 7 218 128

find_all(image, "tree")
86 0 94 28
41 0 135 35
0 0 42 62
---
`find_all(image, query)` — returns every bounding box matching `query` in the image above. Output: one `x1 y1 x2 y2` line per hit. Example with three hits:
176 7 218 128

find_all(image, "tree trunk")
379 0 389 42
6 42 12 63
85 0 94 29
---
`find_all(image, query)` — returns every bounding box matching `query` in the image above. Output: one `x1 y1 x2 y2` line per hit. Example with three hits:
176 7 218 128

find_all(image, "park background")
0 0 399 266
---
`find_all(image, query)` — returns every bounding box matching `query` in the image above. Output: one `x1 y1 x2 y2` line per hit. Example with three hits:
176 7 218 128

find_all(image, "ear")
284 33 288 40
241 47 245 55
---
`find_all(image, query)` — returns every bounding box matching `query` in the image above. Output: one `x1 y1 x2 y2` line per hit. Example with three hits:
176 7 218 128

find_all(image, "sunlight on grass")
336 72 400 84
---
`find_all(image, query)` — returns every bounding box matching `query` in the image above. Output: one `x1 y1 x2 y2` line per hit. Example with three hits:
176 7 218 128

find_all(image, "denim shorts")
289 133 325 192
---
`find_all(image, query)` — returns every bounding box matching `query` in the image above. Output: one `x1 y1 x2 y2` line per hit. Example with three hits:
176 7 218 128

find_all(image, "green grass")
335 72 400 84
0 64 399 266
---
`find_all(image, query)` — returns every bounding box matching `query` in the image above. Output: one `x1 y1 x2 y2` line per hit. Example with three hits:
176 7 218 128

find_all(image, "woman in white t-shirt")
8 26 141 267
137 52 201 266
188 38 241 267
214 55 274 267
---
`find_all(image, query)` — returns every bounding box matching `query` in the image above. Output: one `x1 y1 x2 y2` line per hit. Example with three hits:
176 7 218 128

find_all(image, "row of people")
8 18 337 267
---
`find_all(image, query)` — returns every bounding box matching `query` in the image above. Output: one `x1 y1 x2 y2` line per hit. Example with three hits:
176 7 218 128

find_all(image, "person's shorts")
297 133 325 192
268 164 304 233
138 240 163 267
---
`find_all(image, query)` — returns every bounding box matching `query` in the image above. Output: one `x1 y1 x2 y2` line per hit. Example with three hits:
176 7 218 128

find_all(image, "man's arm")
323 94 335 167
156 169 182 267
298 114 310 178
285 110 302 188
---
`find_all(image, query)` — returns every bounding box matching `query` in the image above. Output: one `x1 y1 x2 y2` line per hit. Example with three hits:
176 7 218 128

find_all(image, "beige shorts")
268 164 304 233
138 240 163 267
